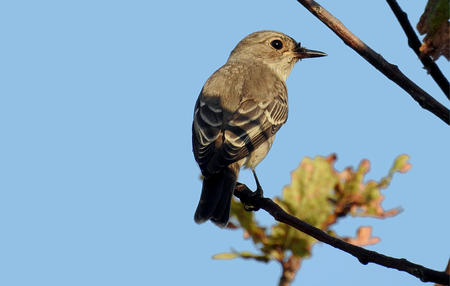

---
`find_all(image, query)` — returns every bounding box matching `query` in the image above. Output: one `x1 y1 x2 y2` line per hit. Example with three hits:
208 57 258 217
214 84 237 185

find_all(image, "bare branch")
234 183 450 285
386 0 449 99
279 256 301 286
295 0 449 124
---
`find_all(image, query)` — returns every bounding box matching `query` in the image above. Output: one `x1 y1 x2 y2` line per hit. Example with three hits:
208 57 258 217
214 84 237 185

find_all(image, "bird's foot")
243 187 263 211
240 170 264 211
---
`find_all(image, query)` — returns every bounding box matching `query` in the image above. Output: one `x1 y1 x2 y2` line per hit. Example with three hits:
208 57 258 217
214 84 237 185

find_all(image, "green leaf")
213 251 271 262
212 252 239 260
422 0 449 34
281 156 337 227
392 154 410 173
229 198 267 244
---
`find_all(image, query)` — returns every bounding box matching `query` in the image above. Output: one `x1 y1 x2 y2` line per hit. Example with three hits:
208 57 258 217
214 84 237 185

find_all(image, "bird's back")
193 61 288 175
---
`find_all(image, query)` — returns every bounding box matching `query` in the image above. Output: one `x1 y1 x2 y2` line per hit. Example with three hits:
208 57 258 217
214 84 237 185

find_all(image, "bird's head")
228 30 327 81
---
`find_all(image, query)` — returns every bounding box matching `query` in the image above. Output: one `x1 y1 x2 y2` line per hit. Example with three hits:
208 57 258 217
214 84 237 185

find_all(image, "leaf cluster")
214 154 411 265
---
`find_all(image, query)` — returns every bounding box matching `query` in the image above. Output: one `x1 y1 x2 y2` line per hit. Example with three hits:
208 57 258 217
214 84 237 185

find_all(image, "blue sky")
1 1 448 285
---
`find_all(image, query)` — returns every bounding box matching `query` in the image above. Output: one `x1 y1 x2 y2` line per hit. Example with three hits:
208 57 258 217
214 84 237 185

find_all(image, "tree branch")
279 256 301 286
386 0 449 99
295 0 449 125
234 183 450 285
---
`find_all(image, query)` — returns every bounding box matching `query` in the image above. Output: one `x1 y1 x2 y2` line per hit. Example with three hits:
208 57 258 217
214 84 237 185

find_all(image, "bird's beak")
294 44 327 59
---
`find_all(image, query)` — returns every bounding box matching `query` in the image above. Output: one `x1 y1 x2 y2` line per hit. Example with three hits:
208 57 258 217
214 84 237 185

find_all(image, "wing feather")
193 72 288 175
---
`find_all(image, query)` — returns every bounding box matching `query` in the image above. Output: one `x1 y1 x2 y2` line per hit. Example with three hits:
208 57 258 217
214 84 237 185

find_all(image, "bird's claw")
243 189 263 211
243 172 264 211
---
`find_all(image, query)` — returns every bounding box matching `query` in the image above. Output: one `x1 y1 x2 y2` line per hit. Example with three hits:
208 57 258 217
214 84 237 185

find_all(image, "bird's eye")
270 39 283 50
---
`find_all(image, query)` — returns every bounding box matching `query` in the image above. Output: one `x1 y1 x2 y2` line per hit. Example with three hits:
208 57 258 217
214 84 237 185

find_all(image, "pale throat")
264 60 296 82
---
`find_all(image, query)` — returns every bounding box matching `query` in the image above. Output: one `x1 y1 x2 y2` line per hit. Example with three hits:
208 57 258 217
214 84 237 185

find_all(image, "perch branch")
295 0 449 124
234 183 450 285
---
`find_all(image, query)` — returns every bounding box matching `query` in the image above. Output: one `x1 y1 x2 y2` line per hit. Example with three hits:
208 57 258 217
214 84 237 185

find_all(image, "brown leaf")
343 226 380 246
419 22 449 60
417 0 450 60
326 153 337 163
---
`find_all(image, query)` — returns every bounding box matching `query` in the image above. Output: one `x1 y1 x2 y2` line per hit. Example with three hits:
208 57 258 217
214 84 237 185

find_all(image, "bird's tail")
194 164 239 227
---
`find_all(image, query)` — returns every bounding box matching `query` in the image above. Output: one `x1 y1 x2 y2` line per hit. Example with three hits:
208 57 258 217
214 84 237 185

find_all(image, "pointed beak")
294 44 327 59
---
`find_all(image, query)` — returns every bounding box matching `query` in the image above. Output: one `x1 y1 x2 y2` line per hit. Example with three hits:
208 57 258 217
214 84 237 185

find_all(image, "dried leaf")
343 226 380 246
417 0 450 60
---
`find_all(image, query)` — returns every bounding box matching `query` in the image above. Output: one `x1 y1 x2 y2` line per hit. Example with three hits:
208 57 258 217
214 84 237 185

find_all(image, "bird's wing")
192 95 223 174
219 92 288 167
193 83 288 175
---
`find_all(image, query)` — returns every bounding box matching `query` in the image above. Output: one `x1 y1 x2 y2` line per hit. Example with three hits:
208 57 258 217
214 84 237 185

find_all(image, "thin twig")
295 0 449 124
234 183 450 285
279 256 301 286
386 0 449 99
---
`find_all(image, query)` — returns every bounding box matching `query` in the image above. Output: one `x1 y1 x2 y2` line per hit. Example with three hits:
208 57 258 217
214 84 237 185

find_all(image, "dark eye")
270 39 283 50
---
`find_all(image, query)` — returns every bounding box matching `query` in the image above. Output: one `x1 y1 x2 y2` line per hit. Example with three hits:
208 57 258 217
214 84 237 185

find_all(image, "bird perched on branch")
192 30 326 227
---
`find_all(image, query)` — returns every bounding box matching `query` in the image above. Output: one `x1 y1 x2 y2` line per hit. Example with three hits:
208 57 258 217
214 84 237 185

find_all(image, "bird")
192 30 326 227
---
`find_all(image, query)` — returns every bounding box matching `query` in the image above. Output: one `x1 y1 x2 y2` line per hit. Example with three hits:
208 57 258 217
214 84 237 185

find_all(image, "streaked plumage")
193 30 326 227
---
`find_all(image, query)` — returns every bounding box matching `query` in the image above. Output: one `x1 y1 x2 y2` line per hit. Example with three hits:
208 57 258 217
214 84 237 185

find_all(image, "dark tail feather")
210 175 234 227
194 165 238 227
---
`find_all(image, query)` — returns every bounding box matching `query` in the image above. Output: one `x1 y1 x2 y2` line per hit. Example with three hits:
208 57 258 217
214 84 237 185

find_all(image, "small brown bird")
192 30 326 227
